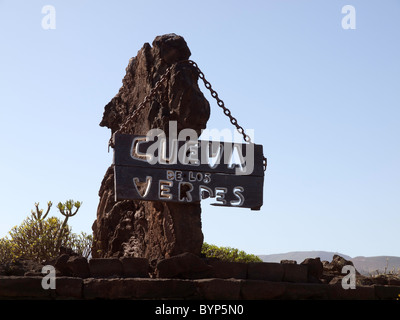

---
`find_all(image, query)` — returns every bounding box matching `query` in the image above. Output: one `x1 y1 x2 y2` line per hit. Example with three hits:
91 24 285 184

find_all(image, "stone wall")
1 254 399 300
2 276 398 300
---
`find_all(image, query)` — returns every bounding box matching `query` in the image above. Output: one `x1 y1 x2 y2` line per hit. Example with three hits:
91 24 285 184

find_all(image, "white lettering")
199 304 243 315
131 136 150 162
155 304 189 317
231 186 245 206
199 305 206 314
137 121 256 175
166 170 174 180
146 129 165 165
159 180 173 200
133 176 152 198
214 187 227 205
205 141 223 169
166 170 182 181
199 185 214 199
179 182 193 202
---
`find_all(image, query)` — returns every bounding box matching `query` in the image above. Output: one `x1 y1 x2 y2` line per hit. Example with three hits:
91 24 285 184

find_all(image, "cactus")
30 201 53 258
31 201 52 222
0 200 90 263
55 200 82 250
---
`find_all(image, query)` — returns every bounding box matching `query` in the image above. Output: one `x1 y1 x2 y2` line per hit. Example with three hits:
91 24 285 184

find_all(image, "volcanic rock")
92 34 210 261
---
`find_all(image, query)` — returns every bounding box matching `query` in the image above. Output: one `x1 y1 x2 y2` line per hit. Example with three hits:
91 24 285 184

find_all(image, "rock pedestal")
92 34 210 261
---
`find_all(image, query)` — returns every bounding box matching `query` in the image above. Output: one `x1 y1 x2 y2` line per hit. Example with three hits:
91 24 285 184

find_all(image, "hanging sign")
112 132 265 210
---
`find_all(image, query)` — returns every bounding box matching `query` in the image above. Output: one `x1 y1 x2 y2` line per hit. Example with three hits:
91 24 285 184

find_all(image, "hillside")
351 255 400 275
258 251 400 275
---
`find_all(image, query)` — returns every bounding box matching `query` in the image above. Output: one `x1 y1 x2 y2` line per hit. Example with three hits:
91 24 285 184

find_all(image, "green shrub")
0 200 92 264
201 242 262 263
0 237 16 264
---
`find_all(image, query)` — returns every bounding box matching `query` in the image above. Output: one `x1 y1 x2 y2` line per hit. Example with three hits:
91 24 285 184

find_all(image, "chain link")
186 60 252 144
108 60 267 171
186 60 267 171
108 65 174 150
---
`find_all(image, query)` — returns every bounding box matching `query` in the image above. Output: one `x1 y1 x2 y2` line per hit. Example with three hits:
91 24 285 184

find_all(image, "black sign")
112 133 265 210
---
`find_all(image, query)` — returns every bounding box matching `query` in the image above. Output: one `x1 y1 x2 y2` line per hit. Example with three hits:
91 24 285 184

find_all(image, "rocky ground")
301 254 400 286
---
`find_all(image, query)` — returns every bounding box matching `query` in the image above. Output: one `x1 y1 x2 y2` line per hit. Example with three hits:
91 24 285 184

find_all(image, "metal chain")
108 64 174 150
186 60 252 144
108 60 267 171
186 60 267 171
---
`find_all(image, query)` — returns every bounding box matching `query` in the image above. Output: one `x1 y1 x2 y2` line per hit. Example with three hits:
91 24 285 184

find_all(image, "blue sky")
0 0 399 258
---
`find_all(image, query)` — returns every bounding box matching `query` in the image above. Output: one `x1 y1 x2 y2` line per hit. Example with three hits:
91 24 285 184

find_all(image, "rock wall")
1 255 399 300
92 34 210 261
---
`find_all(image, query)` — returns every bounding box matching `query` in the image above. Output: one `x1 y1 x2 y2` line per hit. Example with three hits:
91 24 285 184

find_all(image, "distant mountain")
258 251 351 264
258 251 400 275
